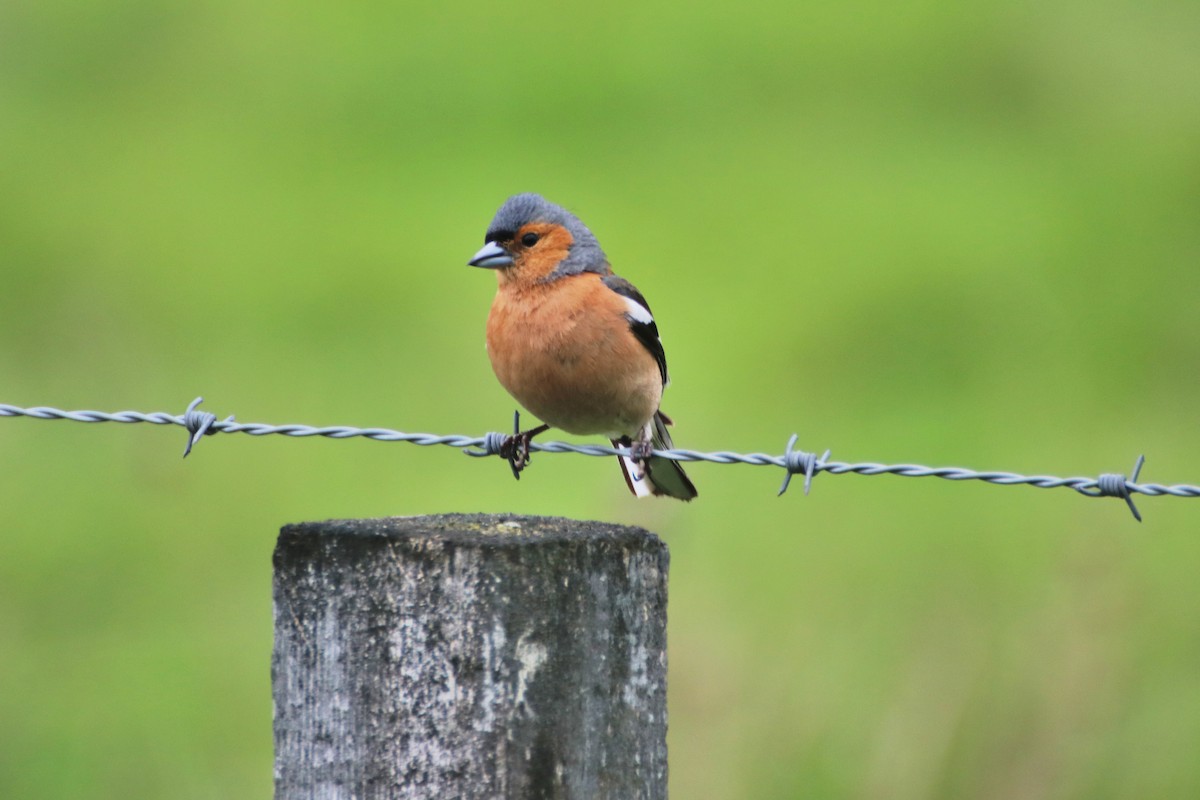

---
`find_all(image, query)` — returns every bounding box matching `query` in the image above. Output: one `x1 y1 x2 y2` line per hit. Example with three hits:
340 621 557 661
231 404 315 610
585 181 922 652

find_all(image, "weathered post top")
272 513 669 800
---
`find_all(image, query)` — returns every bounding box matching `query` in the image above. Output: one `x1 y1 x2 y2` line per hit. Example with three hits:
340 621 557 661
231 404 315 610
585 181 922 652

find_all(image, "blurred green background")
2 1 1198 797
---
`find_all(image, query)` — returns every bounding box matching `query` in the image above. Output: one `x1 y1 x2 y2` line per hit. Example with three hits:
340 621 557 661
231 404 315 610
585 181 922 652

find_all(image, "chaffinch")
469 193 697 500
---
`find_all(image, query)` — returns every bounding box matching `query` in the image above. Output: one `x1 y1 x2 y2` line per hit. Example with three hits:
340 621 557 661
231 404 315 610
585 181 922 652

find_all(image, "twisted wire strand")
3 398 1197 519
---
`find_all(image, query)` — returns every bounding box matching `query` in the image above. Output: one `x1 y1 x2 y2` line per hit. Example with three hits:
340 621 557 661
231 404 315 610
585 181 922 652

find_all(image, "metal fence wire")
3 396 1197 522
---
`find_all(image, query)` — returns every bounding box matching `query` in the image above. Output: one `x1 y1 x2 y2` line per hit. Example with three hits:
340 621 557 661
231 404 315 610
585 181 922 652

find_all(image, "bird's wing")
602 274 668 386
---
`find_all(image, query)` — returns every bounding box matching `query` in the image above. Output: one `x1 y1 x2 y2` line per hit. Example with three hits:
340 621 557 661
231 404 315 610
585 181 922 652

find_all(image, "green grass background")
2 1 1199 797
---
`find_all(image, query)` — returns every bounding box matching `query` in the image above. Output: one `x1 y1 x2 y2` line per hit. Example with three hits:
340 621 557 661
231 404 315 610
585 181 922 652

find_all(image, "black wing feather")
602 274 668 385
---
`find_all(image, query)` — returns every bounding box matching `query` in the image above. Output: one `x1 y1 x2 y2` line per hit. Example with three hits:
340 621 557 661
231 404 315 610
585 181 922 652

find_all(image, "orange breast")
486 273 662 437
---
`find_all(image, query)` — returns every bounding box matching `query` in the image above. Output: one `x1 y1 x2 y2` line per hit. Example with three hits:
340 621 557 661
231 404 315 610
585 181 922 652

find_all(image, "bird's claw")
500 431 535 479
497 412 549 481
629 440 653 481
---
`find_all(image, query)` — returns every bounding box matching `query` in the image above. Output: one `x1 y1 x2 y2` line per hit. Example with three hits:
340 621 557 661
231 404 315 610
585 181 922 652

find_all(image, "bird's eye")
521 232 540 247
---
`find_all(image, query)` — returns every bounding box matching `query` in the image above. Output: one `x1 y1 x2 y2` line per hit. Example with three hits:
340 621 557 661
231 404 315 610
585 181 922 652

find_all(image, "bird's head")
469 193 609 286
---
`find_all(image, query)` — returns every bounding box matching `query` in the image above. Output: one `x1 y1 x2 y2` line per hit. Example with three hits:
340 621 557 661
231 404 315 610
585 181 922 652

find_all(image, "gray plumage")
484 193 609 279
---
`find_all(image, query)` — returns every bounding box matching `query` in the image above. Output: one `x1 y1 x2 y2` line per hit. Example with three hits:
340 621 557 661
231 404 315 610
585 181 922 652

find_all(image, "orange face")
494 222 575 288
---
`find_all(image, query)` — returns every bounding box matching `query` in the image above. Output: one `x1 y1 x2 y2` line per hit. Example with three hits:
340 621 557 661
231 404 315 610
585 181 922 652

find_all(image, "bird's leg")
499 412 549 479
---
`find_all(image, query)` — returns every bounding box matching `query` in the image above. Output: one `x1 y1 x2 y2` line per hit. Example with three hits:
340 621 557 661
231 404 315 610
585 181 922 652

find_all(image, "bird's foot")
500 431 534 477
499 417 550 480
628 440 654 481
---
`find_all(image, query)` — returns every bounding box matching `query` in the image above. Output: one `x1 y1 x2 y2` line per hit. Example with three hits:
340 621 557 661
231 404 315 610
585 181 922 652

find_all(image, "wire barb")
1078 455 1146 522
464 431 509 458
778 434 831 497
181 397 234 458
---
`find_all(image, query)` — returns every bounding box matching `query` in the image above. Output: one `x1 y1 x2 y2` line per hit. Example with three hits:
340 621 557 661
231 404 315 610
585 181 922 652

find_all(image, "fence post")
271 513 669 800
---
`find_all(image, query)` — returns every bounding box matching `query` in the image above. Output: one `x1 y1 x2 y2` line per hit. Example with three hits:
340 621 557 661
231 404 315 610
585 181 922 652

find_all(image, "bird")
468 193 697 500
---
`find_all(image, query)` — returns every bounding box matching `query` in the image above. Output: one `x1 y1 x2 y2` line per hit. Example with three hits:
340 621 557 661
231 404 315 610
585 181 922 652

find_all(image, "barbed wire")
2 396 1196 521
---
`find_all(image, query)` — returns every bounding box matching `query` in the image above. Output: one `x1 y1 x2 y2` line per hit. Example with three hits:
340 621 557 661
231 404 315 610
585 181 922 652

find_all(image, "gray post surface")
272 514 669 800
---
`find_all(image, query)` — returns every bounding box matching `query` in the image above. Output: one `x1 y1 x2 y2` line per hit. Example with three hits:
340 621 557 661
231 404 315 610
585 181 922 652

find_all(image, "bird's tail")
613 411 698 501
